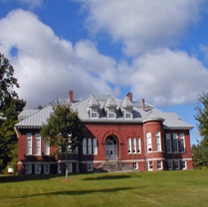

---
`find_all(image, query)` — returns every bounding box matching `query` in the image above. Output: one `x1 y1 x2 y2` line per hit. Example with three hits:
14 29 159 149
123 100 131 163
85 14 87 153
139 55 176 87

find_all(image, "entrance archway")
105 135 118 160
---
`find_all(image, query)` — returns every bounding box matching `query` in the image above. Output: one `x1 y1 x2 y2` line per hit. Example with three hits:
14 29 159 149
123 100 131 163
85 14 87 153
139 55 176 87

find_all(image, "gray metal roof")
15 94 193 130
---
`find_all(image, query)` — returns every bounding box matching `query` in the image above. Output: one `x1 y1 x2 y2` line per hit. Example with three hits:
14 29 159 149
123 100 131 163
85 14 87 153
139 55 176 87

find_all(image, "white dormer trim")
123 108 133 119
91 107 99 119
107 107 116 119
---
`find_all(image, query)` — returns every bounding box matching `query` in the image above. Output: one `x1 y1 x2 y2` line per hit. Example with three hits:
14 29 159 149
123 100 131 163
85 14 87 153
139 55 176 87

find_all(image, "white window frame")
93 138 97 155
88 138 92 154
182 161 186 170
167 161 172 170
125 108 132 119
157 161 162 170
91 108 99 119
127 138 132 153
44 139 50 155
58 163 62 174
148 161 153 171
82 138 87 155
87 162 93 172
137 138 141 153
108 108 115 119
44 164 50 174
166 133 171 153
26 163 32 174
35 133 41 155
147 132 152 152
68 162 72 173
156 131 161 151
26 133 32 155
173 133 178 152
133 162 138 169
175 160 180 170
180 133 185 152
35 164 41 174
132 138 136 153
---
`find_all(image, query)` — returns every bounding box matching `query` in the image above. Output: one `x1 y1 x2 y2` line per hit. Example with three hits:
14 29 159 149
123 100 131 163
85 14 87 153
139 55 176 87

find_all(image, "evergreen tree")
41 103 84 180
193 92 208 169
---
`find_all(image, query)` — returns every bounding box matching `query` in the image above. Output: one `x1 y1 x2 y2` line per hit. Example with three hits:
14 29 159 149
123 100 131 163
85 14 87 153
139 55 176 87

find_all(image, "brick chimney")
127 92 133 102
68 90 73 103
142 98 145 111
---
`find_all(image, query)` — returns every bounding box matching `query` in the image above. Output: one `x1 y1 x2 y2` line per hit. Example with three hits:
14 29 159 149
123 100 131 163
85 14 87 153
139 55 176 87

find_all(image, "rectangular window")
167 161 172 170
137 138 141 153
68 162 72 173
75 146 78 153
182 161 186 170
133 162 138 169
157 161 162 170
128 138 132 153
180 133 185 152
148 161 153 170
82 138 87 155
88 138 92 154
58 163 62 174
147 132 152 151
175 161 179 170
91 108 98 118
108 108 115 118
173 133 178 152
132 138 136 153
125 109 132 119
44 164 50 174
26 133 32 155
26 164 32 174
35 164 41 174
93 138 97 155
156 131 161 151
166 133 171 153
44 139 50 155
35 133 41 155
87 163 93 172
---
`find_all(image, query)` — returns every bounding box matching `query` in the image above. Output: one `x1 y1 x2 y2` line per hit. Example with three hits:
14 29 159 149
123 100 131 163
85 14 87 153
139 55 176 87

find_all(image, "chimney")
127 92 133 102
142 98 145 111
68 90 73 103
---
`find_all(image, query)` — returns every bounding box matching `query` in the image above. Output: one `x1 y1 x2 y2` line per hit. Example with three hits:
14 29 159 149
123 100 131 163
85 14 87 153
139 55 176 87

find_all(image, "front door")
105 136 118 160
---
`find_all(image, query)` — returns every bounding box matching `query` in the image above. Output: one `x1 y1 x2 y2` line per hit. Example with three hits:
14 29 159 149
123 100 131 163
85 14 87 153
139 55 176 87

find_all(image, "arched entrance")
105 135 118 160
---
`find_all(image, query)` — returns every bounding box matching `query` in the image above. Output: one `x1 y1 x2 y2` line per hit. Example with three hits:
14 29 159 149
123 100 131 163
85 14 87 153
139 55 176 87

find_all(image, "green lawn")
0 170 208 207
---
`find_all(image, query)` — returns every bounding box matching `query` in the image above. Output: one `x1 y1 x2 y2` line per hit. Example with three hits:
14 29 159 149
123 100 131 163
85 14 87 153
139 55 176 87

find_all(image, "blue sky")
1 0 208 145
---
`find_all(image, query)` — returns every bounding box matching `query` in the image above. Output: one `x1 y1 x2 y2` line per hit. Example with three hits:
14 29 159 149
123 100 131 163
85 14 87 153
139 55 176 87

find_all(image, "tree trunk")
65 152 68 180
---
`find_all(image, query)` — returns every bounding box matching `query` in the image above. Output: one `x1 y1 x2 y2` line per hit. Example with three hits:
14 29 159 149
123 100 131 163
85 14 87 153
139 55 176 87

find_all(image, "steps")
95 161 137 172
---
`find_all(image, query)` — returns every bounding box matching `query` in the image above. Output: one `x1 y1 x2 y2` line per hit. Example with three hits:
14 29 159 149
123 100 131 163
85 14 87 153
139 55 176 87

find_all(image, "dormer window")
91 108 99 118
125 108 132 119
108 108 116 119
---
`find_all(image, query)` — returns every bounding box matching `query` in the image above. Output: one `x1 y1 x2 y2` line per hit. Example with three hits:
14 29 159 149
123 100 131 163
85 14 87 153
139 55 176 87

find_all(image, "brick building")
15 91 193 174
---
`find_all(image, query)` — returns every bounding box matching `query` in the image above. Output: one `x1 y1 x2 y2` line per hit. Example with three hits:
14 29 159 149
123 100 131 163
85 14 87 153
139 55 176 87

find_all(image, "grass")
0 170 208 207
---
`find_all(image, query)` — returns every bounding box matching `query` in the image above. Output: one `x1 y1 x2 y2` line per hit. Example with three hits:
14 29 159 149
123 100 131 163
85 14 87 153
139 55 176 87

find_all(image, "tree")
0 53 19 110
193 92 208 169
41 103 85 180
0 53 26 172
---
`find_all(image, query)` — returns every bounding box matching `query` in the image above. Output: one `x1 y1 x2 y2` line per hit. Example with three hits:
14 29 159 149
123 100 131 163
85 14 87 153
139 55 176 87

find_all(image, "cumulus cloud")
128 49 208 105
79 0 204 56
0 9 114 108
0 8 208 108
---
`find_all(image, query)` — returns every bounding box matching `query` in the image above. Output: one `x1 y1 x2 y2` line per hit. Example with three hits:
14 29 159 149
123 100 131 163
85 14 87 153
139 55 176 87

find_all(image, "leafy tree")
0 53 26 172
41 103 84 180
193 92 208 169
0 53 19 110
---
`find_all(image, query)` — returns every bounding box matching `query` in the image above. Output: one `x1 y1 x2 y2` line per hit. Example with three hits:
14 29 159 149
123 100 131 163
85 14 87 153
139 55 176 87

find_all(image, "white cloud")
79 0 204 56
17 0 44 8
0 9 113 108
128 49 208 105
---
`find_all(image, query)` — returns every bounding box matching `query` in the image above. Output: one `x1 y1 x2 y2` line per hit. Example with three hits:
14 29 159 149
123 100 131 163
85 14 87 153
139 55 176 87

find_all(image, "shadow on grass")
17 187 134 198
0 174 63 183
83 174 132 181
